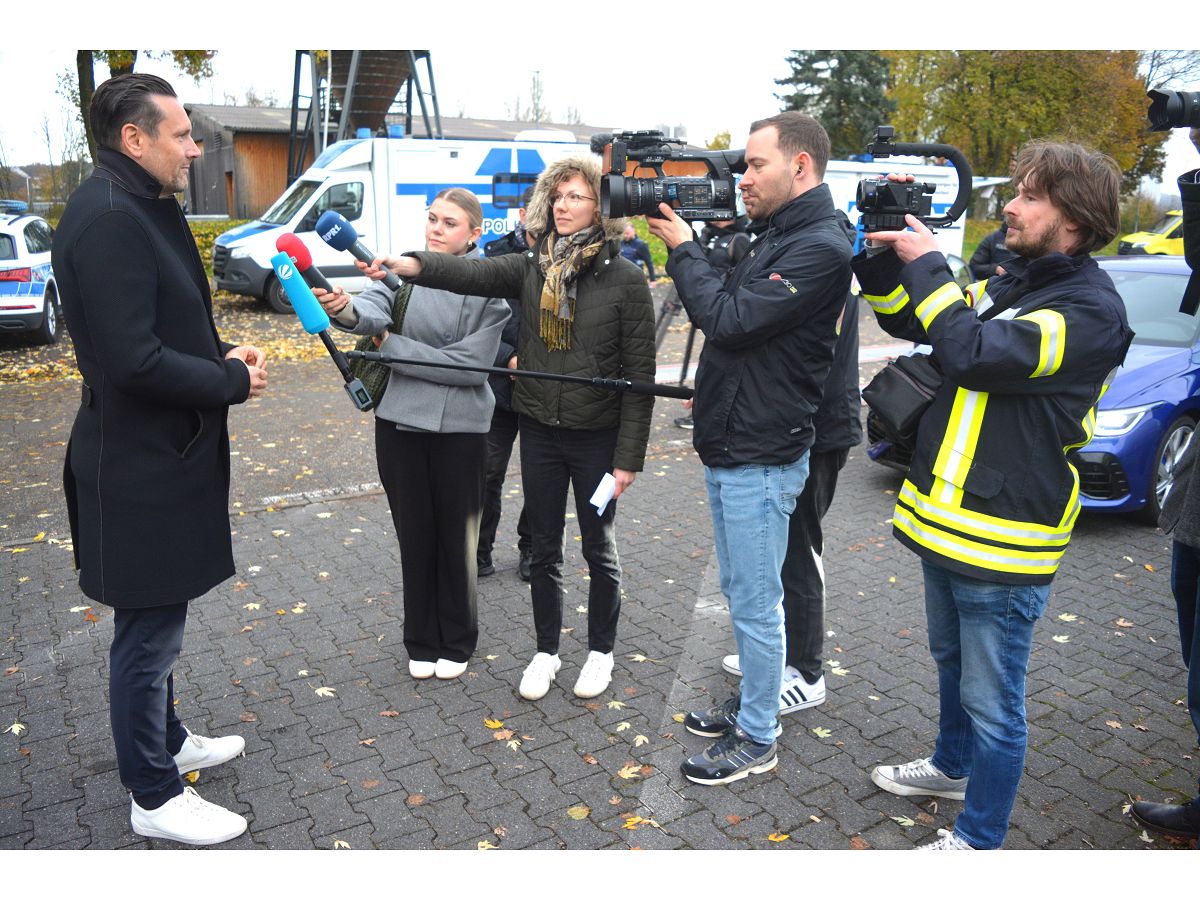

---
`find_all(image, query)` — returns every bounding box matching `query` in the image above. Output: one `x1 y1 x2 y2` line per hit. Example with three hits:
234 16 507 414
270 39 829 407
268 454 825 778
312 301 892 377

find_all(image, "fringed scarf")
537 224 606 351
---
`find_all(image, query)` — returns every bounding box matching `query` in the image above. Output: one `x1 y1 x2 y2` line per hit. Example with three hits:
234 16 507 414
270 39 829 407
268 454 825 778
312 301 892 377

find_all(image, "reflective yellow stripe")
1019 309 1066 377
899 481 1073 546
964 279 988 308
893 506 1065 576
1064 405 1096 454
932 387 988 506
1059 466 1081 530
864 285 908 316
915 282 965 330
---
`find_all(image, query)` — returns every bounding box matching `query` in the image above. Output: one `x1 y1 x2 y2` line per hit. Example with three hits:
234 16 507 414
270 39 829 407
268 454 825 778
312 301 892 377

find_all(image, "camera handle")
867 139 974 229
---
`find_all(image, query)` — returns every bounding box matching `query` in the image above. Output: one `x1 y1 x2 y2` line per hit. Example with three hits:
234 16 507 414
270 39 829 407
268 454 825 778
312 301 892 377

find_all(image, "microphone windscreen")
270 251 330 334
276 233 314 271
316 211 358 251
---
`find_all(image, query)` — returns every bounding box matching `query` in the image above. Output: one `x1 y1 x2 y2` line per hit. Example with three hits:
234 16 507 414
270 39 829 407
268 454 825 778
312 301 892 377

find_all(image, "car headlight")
229 246 252 259
1094 403 1159 437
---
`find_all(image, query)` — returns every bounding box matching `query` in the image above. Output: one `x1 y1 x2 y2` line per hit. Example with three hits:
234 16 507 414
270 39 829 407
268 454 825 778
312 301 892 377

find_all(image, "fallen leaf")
239 712 258 723
506 739 521 751
830 667 850 677
891 815 916 827
567 805 591 820
916 812 935 825
608 795 622 805
1144 563 1155 572
868 695 880 701
359 738 376 746
297 669 309 677
672 713 685 723
1138 830 1153 844
406 794 425 806
291 606 306 614
493 825 508 838
314 686 336 697
316 512 333 519
1057 613 1078 622
1115 618 1135 628
897 628 912 638
486 655 498 661
628 653 653 663
812 726 832 739
575 605 588 614
362 779 380 790
634 735 650 747
493 729 515 741
617 764 642 779
768 833 790 842
380 710 400 717
1133 723 1149 732
83 609 99 623
7 721 28 736
69 605 91 613
582 753 598 765
184 770 200 783
275 609 287 616
809 815 821 823
333 840 351 849
1106 720 1123 730
615 722 631 732
607 700 626 710
1052 635 1070 643
243 603 261 611
239 626 253 634
477 840 498 850
726 814 742 825
484 718 504 729
850 836 871 850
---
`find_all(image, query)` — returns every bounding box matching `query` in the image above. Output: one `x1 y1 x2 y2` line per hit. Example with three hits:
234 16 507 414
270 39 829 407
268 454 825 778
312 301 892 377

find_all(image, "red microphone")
275 234 335 293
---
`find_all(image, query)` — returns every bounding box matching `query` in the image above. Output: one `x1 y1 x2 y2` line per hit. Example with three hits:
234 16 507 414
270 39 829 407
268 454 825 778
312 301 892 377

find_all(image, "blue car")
865 255 1198 522
1070 255 1198 522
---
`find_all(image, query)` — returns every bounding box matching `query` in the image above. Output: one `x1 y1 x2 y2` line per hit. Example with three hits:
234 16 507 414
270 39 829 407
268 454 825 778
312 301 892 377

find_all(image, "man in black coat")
52 74 267 845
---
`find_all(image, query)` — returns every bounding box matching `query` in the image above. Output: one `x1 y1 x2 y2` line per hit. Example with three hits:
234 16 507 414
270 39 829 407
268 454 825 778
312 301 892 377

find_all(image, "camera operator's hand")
645 204 696 251
866 213 941 265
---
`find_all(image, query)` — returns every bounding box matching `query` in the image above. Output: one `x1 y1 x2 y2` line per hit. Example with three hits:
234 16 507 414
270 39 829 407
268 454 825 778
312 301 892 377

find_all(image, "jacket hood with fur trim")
524 155 627 245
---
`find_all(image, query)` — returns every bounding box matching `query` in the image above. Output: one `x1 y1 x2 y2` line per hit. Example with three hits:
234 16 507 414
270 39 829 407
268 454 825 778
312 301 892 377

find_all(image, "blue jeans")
704 454 808 744
923 560 1051 849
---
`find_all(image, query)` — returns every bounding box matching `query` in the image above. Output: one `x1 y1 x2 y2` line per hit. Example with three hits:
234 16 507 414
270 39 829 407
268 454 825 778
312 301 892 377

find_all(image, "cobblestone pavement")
2 296 1197 850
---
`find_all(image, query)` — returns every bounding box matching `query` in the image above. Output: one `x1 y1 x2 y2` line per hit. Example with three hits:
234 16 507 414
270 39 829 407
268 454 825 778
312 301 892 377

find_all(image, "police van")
213 131 586 312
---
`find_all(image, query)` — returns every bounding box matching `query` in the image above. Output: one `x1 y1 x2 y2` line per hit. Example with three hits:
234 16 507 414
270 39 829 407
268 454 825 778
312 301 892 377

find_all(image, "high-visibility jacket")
854 248 1133 584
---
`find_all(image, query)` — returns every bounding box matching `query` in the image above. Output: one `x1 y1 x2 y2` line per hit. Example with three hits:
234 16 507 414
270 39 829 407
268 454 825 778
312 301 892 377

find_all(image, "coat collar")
750 183 837 237
1001 250 1094 289
94 147 164 199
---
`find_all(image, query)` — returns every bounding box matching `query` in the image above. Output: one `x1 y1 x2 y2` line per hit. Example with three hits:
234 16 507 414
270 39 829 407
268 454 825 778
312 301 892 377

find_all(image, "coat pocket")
180 409 205 459
932 447 1005 499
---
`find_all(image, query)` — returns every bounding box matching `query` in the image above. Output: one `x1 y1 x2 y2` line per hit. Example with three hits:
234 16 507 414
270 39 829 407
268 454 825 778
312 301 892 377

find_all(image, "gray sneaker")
871 757 968 800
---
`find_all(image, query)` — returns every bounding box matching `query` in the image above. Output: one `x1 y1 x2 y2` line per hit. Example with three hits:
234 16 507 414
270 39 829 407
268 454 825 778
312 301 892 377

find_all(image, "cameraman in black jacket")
648 112 851 785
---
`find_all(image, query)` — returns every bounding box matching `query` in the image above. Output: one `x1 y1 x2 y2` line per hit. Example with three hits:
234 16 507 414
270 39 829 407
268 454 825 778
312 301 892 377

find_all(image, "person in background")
968 221 1012 280
317 188 510 683
620 222 658 282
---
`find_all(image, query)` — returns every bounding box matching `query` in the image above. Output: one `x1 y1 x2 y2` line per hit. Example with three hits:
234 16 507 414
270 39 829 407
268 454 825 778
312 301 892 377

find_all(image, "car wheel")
1139 416 1194 523
33 286 61 345
265 275 294 314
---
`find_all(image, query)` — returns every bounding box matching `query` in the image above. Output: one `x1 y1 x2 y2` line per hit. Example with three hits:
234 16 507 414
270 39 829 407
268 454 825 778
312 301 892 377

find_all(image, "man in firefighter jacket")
852 141 1133 850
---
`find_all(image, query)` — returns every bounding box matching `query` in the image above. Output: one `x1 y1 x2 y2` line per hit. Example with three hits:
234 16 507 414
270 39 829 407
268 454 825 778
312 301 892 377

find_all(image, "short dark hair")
1011 140 1121 254
90 73 177 152
521 186 536 208
749 111 831 180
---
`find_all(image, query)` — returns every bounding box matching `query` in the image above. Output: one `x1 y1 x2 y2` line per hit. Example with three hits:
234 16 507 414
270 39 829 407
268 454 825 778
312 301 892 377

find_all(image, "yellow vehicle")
1118 210 1183 255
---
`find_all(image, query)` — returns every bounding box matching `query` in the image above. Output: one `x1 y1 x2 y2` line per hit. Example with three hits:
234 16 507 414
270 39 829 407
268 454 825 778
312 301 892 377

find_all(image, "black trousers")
519 416 622 655
110 602 189 809
781 447 849 678
375 420 487 664
478 407 530 560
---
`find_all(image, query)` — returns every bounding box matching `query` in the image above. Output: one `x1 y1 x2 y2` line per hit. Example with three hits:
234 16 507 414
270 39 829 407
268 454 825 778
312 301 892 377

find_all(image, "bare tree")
1140 50 1200 90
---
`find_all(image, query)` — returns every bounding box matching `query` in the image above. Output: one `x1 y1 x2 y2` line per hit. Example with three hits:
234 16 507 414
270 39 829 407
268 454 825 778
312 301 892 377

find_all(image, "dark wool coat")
52 149 251 608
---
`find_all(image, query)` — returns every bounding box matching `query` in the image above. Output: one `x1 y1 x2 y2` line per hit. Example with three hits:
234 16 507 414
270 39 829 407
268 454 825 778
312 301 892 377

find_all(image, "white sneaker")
409 659 436 679
173 730 245 775
779 670 825 714
871 757 969 800
573 651 614 698
519 652 561 700
721 654 742 676
916 828 976 850
131 786 247 845
435 658 467 679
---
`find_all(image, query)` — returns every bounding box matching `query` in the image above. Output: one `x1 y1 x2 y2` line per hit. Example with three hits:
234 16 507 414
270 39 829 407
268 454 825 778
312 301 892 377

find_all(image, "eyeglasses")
550 191 596 208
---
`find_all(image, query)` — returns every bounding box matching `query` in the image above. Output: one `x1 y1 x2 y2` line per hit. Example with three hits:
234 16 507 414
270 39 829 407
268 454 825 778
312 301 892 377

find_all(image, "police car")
0 200 60 344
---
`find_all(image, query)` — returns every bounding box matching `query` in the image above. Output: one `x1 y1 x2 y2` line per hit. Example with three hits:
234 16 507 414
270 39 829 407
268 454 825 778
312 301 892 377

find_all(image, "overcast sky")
1 12 1198 201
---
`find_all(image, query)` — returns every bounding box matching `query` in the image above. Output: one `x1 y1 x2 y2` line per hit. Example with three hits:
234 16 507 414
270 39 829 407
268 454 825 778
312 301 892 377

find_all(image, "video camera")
1146 90 1200 314
592 131 745 221
855 126 973 235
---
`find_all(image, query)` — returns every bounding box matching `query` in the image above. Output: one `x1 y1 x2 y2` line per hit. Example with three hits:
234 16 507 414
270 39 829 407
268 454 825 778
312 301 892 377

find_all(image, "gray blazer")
343 281 510 434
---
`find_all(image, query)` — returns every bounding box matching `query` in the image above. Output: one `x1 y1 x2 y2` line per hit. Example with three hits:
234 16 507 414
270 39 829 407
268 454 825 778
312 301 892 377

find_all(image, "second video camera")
594 131 745 221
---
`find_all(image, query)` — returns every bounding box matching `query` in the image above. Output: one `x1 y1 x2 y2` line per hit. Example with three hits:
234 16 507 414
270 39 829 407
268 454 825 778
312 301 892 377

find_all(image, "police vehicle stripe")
915 282 964 330
1019 309 1066 377
899 481 1073 546
893 507 1064 575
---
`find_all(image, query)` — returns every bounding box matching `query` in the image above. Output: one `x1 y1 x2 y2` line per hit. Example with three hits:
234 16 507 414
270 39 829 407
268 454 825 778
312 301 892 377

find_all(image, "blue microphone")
315 211 402 290
268 251 373 411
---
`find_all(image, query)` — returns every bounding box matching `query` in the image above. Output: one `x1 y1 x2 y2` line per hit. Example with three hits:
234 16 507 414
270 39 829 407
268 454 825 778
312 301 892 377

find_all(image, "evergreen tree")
776 51 894 159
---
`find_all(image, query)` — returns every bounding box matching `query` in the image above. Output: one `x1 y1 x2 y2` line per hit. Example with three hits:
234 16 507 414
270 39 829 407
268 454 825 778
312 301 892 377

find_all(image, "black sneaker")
681 727 777 785
674 415 694 430
684 695 782 739
518 548 532 582
477 555 496 577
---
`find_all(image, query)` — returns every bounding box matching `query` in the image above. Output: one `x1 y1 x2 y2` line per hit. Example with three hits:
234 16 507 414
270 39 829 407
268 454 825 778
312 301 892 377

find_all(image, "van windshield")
260 180 322 225
1150 213 1181 236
